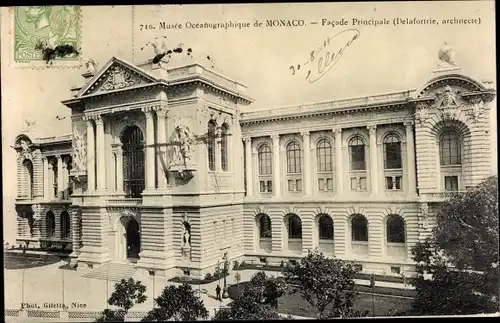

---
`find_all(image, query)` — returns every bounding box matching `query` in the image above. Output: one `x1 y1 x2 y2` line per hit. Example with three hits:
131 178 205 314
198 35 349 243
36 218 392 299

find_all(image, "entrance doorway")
126 218 141 259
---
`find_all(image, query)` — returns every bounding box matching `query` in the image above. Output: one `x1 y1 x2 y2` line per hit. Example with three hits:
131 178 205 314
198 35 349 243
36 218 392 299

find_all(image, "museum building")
12 46 496 279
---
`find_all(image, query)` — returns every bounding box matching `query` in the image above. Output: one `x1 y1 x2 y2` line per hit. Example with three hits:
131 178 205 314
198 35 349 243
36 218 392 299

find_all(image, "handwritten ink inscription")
290 28 361 84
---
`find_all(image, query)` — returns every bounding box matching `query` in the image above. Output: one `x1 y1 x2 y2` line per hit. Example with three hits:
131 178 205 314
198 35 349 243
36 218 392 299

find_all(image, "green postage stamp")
12 6 82 67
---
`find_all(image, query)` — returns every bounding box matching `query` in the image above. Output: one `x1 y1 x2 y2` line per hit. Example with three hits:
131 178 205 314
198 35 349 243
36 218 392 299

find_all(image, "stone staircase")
82 262 137 282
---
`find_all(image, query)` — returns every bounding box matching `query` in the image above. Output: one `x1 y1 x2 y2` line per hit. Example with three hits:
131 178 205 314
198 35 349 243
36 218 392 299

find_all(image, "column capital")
242 137 251 144
332 128 342 136
367 124 377 134
270 134 280 141
153 105 169 116
56 154 62 160
300 130 310 137
94 115 104 126
142 106 156 115
404 120 415 128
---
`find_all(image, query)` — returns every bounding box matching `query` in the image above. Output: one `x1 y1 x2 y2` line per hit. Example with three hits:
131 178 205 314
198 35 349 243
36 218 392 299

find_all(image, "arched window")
258 214 272 238
316 139 333 172
221 123 229 171
386 215 405 243
349 136 366 171
46 211 55 238
318 215 334 240
258 145 272 175
287 215 302 239
22 160 34 198
383 134 402 169
207 120 217 171
440 130 461 165
351 214 368 242
121 126 145 198
60 211 71 239
286 141 302 174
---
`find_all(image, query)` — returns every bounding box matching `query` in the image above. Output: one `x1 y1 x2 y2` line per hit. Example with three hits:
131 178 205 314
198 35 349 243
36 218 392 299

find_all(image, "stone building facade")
13 47 496 279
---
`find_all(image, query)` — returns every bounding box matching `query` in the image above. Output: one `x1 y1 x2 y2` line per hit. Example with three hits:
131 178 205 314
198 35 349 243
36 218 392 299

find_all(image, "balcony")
420 191 463 202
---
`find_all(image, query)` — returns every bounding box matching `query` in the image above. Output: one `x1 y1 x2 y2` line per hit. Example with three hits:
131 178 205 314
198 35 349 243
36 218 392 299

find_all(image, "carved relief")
96 65 147 93
17 139 33 161
434 85 461 120
415 103 429 123
72 127 87 172
468 97 484 122
171 123 195 166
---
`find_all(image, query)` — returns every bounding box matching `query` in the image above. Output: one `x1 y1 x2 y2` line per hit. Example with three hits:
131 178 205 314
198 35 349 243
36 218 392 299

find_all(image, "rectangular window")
267 181 273 193
445 176 459 191
350 146 366 170
385 177 393 190
326 178 334 190
390 266 401 275
318 178 325 191
359 177 367 191
288 180 295 192
260 180 273 193
350 178 357 190
395 176 402 190
295 179 302 192
260 181 266 193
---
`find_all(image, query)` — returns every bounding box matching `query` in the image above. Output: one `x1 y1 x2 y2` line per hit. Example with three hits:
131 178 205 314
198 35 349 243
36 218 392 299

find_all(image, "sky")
1 2 496 242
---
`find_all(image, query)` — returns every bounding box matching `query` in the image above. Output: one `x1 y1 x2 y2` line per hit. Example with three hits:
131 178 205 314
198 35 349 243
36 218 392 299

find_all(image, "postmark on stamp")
12 6 82 68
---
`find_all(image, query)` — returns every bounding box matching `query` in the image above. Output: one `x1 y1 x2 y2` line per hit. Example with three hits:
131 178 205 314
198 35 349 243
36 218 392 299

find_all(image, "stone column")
405 121 417 194
57 155 64 199
85 117 96 193
143 107 156 190
95 116 106 191
115 145 124 192
43 156 50 200
333 128 343 195
302 131 312 195
62 158 69 199
243 137 253 197
368 125 378 195
155 106 168 189
271 134 281 197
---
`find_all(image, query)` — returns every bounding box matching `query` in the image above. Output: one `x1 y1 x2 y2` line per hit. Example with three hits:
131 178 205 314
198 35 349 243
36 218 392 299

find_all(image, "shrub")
233 260 239 270
204 273 212 281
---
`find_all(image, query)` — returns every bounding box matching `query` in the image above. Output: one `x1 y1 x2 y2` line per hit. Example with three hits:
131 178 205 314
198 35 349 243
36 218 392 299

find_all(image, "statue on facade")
171 123 194 165
82 57 98 74
438 42 457 68
72 127 87 172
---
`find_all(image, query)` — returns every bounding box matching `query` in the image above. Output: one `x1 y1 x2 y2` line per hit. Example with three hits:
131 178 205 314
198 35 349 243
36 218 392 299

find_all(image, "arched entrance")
125 218 141 259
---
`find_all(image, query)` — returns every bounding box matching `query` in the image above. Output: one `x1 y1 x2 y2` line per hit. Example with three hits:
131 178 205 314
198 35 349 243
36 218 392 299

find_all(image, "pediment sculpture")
95 65 146 93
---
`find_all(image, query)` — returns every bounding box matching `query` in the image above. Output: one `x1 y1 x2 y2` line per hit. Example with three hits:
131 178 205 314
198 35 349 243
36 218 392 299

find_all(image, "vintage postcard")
1 2 498 322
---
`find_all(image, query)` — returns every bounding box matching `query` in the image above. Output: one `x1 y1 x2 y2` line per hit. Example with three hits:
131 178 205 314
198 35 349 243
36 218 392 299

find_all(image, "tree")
283 249 366 319
213 271 286 320
95 278 147 322
141 283 209 321
410 176 499 315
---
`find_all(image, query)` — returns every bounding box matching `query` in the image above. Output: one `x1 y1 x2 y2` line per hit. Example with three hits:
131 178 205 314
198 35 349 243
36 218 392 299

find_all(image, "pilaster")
243 137 253 197
84 117 96 193
95 116 106 191
368 125 378 196
42 156 50 200
404 121 417 194
333 128 343 195
271 134 281 197
301 131 312 196
155 106 169 190
143 107 156 191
